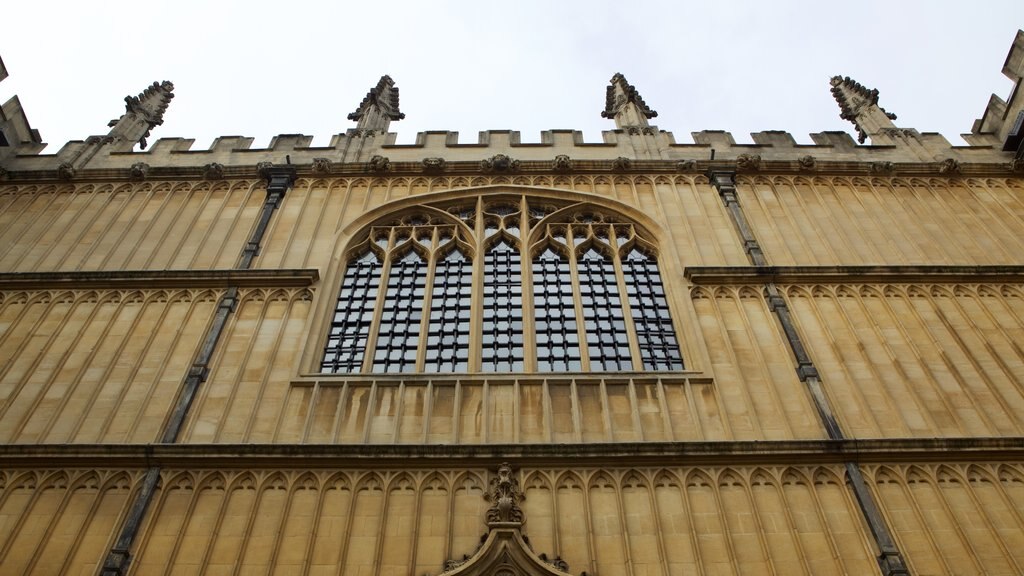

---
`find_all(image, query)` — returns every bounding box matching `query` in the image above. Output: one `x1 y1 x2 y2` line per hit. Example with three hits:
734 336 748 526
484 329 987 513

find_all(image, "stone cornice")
2 158 1021 184
0 268 319 290
685 265 1024 285
0 438 1020 469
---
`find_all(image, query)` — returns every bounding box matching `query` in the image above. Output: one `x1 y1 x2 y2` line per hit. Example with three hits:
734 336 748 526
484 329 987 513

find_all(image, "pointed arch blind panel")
319 195 685 374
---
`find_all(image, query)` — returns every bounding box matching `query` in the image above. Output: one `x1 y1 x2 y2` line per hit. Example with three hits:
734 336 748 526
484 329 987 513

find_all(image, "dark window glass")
425 249 472 372
320 251 382 373
578 248 632 370
533 248 580 372
622 248 684 370
482 240 524 371
372 250 427 372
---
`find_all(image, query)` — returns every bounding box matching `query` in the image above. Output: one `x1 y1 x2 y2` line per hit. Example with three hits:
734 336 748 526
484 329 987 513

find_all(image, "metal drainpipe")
99 166 296 576
707 169 909 575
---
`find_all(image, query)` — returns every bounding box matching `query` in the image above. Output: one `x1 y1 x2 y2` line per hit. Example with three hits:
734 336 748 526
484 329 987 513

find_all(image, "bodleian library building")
1 30 1024 576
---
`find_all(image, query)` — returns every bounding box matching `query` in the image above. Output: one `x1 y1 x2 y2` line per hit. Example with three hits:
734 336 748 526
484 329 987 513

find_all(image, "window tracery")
320 195 684 373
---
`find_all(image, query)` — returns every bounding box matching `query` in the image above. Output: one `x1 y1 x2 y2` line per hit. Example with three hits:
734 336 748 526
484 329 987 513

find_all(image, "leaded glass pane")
321 251 382 373
533 248 580 371
425 249 472 372
372 250 426 372
578 248 632 371
622 248 684 370
482 240 524 371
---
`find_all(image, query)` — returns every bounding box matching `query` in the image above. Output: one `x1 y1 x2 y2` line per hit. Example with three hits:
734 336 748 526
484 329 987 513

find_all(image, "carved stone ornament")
58 162 76 180
368 155 392 173
676 160 696 171
129 162 150 180
436 463 574 576
422 157 447 172
612 156 633 171
870 161 895 174
879 127 917 139
552 155 573 172
1010 158 1024 173
481 154 520 173
736 153 761 172
485 463 525 525
938 158 962 174
0 167 8 180
256 161 274 179
625 126 657 135
798 155 817 171
311 157 332 173
203 162 225 180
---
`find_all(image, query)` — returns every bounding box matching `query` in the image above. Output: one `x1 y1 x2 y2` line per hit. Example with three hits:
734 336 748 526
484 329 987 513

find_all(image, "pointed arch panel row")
0 468 143 575
738 175 1024 265
783 283 1024 438
0 180 263 272
0 288 220 444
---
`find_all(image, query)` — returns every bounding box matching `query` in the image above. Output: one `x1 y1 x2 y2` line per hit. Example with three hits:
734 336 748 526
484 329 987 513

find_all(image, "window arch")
320 194 684 373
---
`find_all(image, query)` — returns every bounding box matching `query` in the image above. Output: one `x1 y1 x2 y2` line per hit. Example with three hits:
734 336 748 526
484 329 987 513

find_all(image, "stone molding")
1 438 1021 468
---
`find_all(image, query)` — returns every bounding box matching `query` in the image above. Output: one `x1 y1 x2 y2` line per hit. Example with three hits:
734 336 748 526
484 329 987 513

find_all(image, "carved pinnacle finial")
106 80 174 150
602 72 657 129
348 75 405 133
830 75 897 144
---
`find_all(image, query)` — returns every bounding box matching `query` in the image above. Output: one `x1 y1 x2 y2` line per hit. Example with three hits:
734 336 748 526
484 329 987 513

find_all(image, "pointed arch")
320 186 682 374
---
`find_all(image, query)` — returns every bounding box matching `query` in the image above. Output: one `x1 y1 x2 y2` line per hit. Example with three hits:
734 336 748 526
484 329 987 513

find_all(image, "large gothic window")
320 195 685 374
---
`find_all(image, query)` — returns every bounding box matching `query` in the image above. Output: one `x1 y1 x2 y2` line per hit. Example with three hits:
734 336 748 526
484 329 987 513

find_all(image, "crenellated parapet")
2 31 1024 179
0 56 45 165
1 124 1020 180
968 29 1024 156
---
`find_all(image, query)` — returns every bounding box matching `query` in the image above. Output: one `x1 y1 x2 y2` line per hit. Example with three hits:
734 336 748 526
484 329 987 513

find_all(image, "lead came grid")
426 249 472 371
482 240 524 371
372 251 426 372
578 247 633 370
321 253 382 373
623 248 684 370
533 248 581 371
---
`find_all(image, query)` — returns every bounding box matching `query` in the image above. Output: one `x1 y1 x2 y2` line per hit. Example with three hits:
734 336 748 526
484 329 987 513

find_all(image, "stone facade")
1 32 1024 576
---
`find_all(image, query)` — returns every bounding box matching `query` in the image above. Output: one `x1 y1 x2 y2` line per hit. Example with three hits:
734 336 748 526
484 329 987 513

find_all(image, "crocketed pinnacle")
106 80 175 150
602 73 657 126
348 75 405 131
830 75 897 144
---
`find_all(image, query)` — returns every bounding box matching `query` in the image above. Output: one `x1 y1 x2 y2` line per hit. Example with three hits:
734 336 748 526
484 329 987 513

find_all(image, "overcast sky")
3 1 1022 151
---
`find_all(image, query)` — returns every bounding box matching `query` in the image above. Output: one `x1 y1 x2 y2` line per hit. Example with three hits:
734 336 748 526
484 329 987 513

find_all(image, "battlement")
0 124 1017 178
2 32 1023 177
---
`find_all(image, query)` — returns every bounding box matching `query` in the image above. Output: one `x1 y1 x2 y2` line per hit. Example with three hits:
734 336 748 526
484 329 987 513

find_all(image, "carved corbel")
203 162 225 180
736 153 761 172
870 161 895 175
311 158 333 174
612 156 632 171
130 162 150 180
256 161 274 179
552 155 574 172
481 154 520 173
58 162 76 180
422 157 447 173
798 155 817 171
368 155 392 173
938 158 961 175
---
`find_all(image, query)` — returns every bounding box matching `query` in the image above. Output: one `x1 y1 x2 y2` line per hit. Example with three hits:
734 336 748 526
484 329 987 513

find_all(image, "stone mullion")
100 168 296 576
416 228 440 373
518 199 538 372
708 169 910 575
